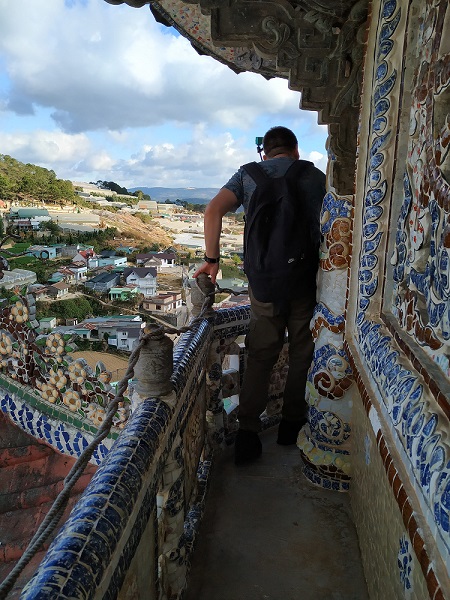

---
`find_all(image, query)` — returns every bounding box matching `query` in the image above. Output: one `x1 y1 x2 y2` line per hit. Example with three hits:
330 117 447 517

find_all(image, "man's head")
263 126 299 159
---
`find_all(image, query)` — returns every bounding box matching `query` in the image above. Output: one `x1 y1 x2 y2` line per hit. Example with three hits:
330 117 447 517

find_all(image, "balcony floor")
185 428 369 600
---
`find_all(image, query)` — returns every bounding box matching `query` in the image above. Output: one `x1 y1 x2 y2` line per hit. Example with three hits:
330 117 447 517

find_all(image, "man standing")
194 126 326 465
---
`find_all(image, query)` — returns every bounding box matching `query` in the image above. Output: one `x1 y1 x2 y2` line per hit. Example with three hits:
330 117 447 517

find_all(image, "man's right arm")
193 187 239 284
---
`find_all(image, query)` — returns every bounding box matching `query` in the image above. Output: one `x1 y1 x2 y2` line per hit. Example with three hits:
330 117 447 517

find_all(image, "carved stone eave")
104 0 370 194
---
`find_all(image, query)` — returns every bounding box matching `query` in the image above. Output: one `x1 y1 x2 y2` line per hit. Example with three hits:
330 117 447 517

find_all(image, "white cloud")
0 130 91 167
0 0 328 187
110 126 253 187
0 0 306 133
306 150 328 173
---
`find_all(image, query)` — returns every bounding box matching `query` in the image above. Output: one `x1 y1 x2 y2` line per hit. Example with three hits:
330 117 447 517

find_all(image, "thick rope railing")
0 276 242 598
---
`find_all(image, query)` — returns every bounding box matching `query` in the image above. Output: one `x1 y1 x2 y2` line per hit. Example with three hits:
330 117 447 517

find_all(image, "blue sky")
0 0 328 189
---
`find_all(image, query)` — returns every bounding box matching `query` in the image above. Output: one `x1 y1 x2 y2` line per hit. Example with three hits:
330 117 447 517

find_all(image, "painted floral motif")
310 344 353 400
10 301 29 324
390 0 450 375
320 192 353 272
0 332 13 356
49 368 68 390
68 359 88 384
63 390 82 412
45 333 65 355
40 383 59 404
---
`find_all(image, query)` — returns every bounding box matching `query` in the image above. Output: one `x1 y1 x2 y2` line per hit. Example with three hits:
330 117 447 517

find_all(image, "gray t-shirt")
223 157 298 212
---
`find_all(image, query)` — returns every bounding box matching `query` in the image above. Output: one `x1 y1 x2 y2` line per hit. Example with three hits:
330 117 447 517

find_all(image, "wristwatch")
204 254 220 264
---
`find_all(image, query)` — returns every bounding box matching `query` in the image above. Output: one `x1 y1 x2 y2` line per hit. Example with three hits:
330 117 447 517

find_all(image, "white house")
111 325 143 352
47 281 70 299
56 264 87 282
122 267 157 297
72 250 98 268
136 252 176 267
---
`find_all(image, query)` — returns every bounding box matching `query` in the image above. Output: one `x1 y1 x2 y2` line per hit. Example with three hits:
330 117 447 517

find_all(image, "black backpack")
242 160 322 306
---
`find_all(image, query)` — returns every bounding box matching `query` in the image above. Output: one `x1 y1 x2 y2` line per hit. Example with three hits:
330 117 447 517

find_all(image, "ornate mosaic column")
298 189 354 492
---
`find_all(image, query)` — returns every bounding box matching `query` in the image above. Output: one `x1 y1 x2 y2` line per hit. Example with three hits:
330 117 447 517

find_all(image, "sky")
0 0 328 190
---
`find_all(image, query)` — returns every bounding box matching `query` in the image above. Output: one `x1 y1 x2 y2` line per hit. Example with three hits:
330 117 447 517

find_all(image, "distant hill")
129 187 219 205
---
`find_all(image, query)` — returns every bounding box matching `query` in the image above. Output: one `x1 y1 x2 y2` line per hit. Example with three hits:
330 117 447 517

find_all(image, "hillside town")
0 179 249 355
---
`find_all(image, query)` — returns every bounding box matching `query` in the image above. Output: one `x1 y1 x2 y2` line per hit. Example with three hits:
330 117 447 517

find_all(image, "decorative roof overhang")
104 0 369 194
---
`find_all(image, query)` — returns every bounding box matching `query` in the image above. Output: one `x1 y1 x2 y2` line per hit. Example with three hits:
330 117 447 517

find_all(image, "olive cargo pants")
238 289 316 433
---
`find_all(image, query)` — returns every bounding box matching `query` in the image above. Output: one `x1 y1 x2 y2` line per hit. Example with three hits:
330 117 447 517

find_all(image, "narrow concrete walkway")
185 428 369 600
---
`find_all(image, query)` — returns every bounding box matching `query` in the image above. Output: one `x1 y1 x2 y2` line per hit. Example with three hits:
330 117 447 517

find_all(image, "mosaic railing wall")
0 300 292 599
0 291 128 464
346 0 450 596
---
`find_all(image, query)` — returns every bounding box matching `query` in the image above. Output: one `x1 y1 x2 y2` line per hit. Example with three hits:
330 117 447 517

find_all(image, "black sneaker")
276 418 307 445
234 429 262 465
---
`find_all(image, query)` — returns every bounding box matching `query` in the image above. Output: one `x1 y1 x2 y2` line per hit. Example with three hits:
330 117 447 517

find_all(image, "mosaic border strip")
345 341 447 600
381 315 450 419
0 388 113 466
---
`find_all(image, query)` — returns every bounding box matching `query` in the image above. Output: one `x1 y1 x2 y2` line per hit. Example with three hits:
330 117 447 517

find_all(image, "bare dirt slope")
95 210 173 247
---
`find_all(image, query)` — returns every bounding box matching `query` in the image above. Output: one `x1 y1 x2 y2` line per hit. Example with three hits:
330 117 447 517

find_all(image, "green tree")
39 220 61 236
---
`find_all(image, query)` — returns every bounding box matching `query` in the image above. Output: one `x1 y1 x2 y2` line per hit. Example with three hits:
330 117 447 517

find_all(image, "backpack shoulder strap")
242 162 270 186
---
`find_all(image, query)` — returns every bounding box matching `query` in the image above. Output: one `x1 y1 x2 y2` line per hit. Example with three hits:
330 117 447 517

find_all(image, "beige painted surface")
350 393 429 600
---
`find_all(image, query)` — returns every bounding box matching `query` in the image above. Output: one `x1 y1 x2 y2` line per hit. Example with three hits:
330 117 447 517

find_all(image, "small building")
142 292 183 313
8 208 52 231
52 264 87 283
108 286 139 301
60 245 94 258
72 250 98 268
38 317 57 331
123 267 157 297
47 281 70 299
85 272 120 293
27 245 58 260
110 325 144 352
156 203 177 215
115 246 137 255
136 200 158 213
9 208 51 222
97 251 127 268
136 252 176 267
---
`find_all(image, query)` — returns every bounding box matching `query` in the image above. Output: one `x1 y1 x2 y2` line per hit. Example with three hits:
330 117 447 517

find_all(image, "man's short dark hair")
263 126 298 158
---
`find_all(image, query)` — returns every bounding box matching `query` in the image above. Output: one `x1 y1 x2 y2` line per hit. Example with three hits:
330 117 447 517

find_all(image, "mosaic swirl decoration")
0 291 129 459
320 191 353 272
356 0 450 560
